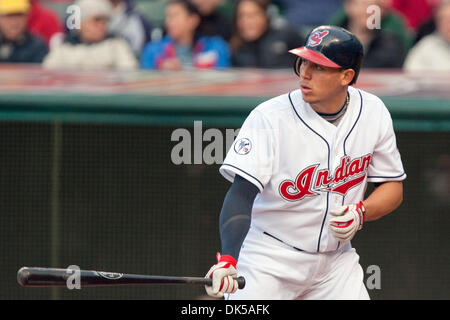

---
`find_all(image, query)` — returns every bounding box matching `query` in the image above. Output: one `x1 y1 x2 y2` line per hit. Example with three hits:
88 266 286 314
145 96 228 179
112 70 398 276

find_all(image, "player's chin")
301 93 318 104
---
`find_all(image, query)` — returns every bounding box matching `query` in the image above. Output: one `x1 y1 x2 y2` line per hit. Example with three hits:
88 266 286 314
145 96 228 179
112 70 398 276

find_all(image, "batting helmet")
289 25 364 85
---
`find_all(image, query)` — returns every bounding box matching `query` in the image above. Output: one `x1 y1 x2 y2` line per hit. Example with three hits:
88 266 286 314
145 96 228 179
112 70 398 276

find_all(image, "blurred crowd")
0 0 449 72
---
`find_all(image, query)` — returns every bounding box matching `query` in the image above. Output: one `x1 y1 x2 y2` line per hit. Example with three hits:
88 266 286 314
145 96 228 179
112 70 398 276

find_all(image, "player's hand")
329 201 366 243
205 252 239 298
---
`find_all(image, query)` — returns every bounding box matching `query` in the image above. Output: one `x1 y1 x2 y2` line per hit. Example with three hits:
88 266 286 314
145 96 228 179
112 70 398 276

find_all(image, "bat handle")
205 276 246 290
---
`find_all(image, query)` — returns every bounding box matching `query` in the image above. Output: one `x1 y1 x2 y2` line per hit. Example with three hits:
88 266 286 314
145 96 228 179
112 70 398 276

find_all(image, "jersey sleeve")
367 106 406 183
219 109 276 192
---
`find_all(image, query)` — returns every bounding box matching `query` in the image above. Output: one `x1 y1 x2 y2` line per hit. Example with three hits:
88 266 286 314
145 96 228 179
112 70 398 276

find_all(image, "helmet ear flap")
293 57 302 76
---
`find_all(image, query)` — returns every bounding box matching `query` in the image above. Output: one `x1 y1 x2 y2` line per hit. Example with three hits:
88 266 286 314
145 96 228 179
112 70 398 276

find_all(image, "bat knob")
17 267 30 287
236 276 246 290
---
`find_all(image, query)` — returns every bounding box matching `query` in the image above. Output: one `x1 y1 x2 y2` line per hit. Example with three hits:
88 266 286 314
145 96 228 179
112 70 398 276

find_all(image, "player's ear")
340 69 355 86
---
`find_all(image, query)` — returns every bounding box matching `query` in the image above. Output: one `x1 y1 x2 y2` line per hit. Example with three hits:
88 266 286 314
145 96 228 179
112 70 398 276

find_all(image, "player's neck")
310 90 349 115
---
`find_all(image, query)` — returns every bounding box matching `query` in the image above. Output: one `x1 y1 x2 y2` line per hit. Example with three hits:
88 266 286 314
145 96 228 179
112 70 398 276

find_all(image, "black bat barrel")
17 267 245 289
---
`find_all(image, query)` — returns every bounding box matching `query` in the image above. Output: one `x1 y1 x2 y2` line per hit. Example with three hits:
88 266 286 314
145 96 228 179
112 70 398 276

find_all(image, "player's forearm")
362 181 403 222
219 175 259 260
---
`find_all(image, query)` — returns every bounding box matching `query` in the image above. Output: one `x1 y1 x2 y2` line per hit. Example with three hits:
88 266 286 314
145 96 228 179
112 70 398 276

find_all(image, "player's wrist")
216 252 237 268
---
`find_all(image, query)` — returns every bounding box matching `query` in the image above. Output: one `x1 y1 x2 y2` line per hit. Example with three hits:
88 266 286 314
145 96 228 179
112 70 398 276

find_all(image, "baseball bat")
17 267 245 289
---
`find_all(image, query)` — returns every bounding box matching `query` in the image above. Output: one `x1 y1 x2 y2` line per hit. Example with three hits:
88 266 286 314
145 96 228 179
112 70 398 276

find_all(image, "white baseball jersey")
220 86 406 253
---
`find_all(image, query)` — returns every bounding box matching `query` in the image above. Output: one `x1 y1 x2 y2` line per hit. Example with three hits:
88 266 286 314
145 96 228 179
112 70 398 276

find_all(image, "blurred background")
0 0 449 300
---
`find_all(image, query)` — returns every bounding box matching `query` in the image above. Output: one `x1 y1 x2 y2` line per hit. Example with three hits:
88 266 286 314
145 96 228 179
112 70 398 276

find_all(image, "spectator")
272 0 343 34
43 0 138 70
107 0 153 57
0 0 48 63
412 0 442 44
141 0 230 70
27 0 64 48
404 0 450 71
390 0 437 31
329 0 413 52
331 0 406 68
230 0 305 68
191 0 232 41
415 17 437 44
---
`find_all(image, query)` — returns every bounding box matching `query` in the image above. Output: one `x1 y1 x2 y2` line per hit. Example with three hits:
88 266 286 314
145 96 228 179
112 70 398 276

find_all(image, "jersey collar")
289 87 363 143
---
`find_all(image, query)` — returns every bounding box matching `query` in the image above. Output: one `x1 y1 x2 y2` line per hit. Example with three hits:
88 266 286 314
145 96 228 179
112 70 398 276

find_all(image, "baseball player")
204 25 406 300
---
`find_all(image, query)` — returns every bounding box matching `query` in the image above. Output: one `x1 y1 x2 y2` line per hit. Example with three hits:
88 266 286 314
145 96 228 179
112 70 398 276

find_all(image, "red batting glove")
329 201 366 243
204 252 238 298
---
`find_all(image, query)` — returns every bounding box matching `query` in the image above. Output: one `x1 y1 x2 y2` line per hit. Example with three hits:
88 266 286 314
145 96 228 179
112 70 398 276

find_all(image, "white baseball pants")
227 226 370 300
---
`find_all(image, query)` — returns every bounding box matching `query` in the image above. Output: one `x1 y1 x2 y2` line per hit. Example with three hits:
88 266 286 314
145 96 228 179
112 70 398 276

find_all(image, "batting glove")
329 201 366 243
205 252 238 298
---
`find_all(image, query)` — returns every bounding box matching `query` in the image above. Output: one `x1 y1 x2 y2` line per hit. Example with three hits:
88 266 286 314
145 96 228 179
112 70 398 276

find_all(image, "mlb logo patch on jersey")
234 138 252 155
